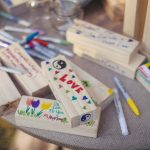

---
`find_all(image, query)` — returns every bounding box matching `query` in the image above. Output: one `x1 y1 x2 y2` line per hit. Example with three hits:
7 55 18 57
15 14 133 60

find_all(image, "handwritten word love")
59 74 83 93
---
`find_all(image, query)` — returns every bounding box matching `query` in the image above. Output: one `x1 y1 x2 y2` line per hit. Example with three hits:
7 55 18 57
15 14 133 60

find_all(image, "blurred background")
0 0 125 150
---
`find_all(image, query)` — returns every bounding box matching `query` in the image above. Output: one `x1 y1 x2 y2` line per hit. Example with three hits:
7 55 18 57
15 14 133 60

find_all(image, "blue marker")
22 32 39 45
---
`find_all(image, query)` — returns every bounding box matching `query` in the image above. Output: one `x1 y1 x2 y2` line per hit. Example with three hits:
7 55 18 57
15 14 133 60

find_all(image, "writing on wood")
15 96 101 138
0 43 49 96
42 55 98 127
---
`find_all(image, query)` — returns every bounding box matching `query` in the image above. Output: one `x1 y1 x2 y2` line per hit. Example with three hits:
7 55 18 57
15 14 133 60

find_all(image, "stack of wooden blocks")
66 19 146 79
0 43 113 138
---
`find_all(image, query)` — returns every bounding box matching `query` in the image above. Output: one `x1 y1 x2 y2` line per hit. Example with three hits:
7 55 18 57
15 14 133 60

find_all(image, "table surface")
1 3 150 150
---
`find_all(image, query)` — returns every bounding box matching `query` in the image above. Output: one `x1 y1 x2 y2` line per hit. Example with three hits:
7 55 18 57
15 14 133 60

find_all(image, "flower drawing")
36 102 53 117
41 102 52 110
30 99 40 115
26 98 33 113
31 100 40 108
26 98 33 106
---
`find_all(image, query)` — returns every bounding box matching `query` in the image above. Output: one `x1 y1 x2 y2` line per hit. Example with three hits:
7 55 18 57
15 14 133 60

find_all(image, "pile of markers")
0 11 74 61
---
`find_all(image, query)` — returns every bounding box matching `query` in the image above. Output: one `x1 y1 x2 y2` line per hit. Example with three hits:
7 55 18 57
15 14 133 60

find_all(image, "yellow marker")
127 98 140 116
113 77 140 116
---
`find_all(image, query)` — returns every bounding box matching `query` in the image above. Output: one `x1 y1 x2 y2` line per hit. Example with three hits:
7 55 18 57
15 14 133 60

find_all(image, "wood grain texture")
0 63 21 115
0 43 49 96
67 19 140 64
15 96 101 138
74 45 145 79
123 0 148 41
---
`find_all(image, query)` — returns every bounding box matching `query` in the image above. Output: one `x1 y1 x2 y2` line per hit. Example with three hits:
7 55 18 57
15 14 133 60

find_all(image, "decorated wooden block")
0 43 49 96
66 19 140 64
136 62 150 93
74 46 146 79
41 55 98 127
42 59 113 109
0 64 21 115
67 60 113 109
15 96 101 138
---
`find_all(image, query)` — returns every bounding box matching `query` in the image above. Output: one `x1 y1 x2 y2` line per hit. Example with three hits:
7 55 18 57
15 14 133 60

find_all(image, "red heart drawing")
55 71 60 74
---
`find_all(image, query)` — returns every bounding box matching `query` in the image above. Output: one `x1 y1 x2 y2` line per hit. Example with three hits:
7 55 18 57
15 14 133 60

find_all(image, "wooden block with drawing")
41 55 98 127
66 19 140 64
15 96 101 138
0 43 49 96
41 58 113 109
74 45 146 79
0 62 21 115
136 62 150 93
67 60 114 109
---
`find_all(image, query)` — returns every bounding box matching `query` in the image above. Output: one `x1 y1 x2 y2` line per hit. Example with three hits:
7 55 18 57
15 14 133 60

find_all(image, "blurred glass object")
26 0 50 24
27 0 49 8
50 0 83 35
74 0 92 7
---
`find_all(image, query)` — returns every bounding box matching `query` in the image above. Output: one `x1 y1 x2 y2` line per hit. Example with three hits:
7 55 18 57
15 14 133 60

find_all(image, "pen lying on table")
33 38 74 57
0 38 49 61
0 66 25 75
113 88 129 136
113 77 140 116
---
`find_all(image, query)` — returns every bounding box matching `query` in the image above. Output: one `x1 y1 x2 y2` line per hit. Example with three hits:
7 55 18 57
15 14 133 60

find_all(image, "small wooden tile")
15 96 101 138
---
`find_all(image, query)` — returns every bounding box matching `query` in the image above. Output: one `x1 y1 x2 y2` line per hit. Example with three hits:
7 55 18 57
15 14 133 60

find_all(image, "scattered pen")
113 77 140 116
0 66 25 75
0 38 47 61
4 26 45 35
25 48 49 60
0 39 10 47
29 41 56 59
33 39 74 57
113 88 129 136
39 36 71 45
21 31 39 45
0 11 31 27
0 30 21 43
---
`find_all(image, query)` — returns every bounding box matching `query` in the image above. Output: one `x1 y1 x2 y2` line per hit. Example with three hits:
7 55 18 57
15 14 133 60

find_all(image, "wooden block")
15 96 101 138
66 19 140 64
0 63 21 115
41 55 98 127
41 59 113 109
74 45 146 79
0 43 49 96
136 63 150 93
67 60 114 109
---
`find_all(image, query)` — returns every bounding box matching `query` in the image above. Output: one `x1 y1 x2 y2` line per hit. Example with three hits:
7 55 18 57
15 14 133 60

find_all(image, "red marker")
33 39 74 57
